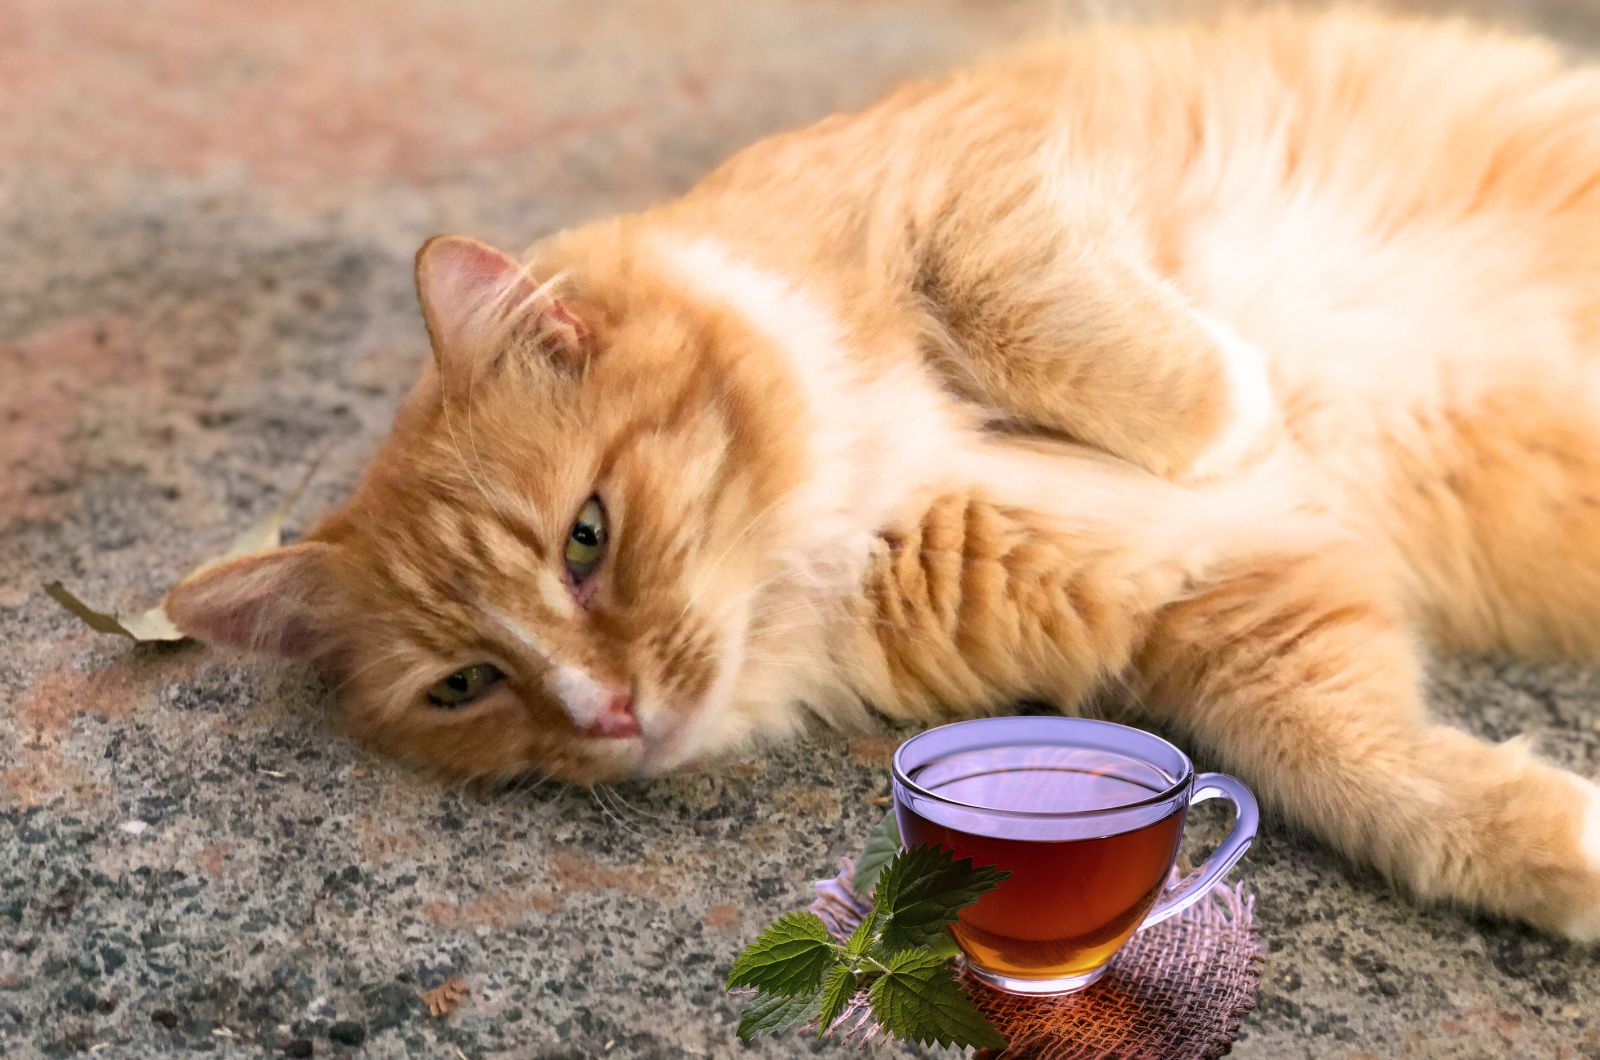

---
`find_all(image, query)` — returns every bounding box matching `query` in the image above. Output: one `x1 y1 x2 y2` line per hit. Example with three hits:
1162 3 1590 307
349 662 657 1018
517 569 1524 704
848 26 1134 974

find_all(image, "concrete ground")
3 1 1599 1056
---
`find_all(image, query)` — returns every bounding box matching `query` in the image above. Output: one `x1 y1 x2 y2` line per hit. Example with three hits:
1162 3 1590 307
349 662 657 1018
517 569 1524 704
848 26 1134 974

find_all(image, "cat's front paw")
1183 311 1279 481
1559 777 1600 942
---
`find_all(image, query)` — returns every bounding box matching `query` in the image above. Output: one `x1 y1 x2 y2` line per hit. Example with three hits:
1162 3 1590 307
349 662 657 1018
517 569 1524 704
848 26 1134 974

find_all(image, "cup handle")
1139 772 1259 930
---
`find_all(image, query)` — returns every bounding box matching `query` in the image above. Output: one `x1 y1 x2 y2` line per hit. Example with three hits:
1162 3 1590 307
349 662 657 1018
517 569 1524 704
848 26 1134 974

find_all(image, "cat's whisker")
591 783 630 824
438 397 499 517
460 354 505 517
331 646 419 694
743 634 818 654
678 491 795 622
745 608 830 629
742 602 838 627
743 647 835 664
544 781 575 817
589 786 648 839
700 587 769 631
741 622 826 643
505 766 558 799
743 592 828 620
599 783 681 830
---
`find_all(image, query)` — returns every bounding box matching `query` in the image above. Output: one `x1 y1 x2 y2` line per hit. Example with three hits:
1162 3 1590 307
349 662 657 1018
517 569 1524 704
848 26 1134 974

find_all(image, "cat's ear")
164 542 336 659
414 235 588 377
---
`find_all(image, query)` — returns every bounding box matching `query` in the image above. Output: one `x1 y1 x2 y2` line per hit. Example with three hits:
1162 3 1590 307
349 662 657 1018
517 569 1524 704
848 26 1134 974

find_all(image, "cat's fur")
166 8 1600 938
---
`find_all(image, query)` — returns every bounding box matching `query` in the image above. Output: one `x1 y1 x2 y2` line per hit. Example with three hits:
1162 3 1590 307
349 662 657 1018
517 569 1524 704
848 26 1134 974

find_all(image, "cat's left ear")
164 542 336 659
414 235 588 379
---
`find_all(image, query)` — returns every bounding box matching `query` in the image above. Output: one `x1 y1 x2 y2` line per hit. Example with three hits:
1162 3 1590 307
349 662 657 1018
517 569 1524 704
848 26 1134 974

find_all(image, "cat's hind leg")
1133 541 1600 939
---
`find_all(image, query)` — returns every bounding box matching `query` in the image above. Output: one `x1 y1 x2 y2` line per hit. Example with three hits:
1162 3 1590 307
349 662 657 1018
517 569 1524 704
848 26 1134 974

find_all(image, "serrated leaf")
852 808 900 896
737 988 821 1040
816 963 858 1037
867 950 1006 1050
726 911 836 995
874 844 1009 952
843 911 877 961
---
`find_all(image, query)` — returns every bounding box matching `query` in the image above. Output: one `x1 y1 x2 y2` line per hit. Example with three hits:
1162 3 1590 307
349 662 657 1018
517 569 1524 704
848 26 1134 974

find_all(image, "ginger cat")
166 8 1600 939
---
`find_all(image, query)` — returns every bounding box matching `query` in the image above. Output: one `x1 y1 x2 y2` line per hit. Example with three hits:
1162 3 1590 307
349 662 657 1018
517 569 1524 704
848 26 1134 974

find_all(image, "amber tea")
892 718 1257 995
897 746 1184 978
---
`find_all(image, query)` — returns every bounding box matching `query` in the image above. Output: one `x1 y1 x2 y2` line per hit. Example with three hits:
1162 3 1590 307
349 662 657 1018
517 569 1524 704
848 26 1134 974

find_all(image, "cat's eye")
565 495 608 582
426 663 503 708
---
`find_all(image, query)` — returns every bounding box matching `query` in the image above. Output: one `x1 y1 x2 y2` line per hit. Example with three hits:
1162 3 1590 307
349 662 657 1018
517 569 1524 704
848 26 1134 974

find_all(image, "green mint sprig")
852 808 901 896
727 815 1009 1050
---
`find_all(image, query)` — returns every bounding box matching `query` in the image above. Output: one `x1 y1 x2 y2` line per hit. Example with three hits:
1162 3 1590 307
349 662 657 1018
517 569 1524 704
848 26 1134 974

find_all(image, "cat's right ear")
415 235 523 363
164 542 335 659
414 235 588 380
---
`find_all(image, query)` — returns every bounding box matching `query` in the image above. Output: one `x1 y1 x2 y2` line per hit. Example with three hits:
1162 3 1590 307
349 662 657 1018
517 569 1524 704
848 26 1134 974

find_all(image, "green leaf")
874 844 1010 952
852 808 901 896
843 911 877 961
726 911 836 995
816 963 859 1037
867 950 1007 1050
737 988 822 1040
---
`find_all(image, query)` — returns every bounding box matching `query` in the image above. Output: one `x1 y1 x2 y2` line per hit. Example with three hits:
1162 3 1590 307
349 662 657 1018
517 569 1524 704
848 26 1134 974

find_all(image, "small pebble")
150 1009 179 1030
284 1040 314 1058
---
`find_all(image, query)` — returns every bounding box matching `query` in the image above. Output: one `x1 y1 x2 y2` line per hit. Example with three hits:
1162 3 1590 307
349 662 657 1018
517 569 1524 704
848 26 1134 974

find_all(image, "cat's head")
166 231 812 783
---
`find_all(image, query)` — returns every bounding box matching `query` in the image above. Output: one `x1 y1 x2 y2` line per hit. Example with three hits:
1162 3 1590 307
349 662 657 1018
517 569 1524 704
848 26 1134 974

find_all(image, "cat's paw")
1560 777 1600 942
1184 311 1278 481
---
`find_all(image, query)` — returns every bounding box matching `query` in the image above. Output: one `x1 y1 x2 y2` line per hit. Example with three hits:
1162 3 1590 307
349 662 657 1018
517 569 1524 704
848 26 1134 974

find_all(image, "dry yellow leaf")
45 455 324 642
44 582 184 640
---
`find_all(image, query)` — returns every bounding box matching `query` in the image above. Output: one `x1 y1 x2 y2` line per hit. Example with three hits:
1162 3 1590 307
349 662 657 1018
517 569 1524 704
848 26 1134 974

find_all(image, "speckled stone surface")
3 2 1599 1057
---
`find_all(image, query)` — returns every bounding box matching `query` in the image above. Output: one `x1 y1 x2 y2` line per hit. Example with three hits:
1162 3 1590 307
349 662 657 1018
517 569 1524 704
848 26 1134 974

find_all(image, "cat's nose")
550 664 640 739
576 690 640 740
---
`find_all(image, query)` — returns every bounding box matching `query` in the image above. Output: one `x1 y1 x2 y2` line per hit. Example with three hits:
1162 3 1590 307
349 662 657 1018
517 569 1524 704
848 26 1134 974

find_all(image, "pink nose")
575 689 640 740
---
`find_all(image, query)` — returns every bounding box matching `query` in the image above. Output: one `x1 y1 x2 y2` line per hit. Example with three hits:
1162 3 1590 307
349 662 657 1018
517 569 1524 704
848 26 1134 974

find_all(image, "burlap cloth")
809 859 1264 1059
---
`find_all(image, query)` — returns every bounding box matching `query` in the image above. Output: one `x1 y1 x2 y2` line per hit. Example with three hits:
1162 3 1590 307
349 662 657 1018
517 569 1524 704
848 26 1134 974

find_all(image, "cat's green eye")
565 496 608 582
426 663 503 708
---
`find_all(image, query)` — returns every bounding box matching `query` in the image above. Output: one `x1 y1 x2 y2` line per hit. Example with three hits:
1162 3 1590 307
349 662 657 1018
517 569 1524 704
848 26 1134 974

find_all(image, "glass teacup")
892 716 1258 996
